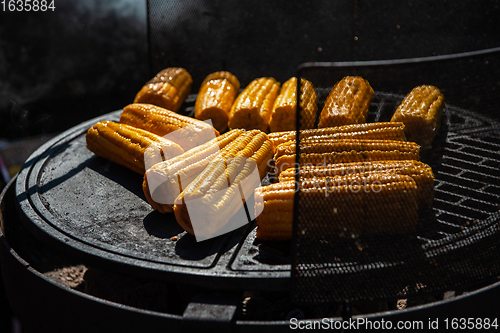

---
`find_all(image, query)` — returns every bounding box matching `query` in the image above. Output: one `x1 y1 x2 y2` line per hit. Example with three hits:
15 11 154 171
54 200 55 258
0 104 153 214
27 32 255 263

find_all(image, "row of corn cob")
254 120 437 241
195 74 318 134
132 67 318 134
85 98 275 240
85 66 444 242
132 67 445 150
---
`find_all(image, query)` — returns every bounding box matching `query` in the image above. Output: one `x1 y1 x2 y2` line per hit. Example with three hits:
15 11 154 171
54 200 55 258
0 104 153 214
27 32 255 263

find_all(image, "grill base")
2 176 500 330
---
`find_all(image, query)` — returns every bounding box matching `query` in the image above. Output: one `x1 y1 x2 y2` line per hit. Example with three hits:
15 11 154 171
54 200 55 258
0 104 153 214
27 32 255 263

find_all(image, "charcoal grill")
2 0 500 331
2 48 498 327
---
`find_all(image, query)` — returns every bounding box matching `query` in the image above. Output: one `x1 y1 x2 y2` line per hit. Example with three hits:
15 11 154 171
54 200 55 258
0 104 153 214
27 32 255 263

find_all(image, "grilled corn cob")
391 85 445 149
255 173 418 241
173 130 273 237
201 71 241 94
144 129 273 214
143 129 243 213
318 76 374 128
228 77 280 132
120 103 219 151
269 77 317 132
86 121 184 175
273 139 420 177
279 160 434 209
134 67 193 112
194 71 240 133
268 122 407 148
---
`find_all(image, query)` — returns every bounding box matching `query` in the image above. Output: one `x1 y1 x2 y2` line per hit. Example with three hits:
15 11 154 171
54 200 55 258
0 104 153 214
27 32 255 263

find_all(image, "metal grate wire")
291 68 500 304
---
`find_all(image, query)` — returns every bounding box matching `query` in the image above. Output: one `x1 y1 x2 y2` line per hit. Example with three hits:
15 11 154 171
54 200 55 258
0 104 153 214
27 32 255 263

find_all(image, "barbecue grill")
2 0 500 331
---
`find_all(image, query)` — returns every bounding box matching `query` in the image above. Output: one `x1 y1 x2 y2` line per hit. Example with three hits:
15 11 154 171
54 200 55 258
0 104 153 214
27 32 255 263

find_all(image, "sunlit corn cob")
273 139 420 177
391 85 445 149
255 173 418 241
194 71 240 133
318 76 374 128
86 120 184 175
134 67 193 112
278 160 434 209
228 77 280 132
143 129 273 214
201 71 241 93
173 130 273 236
143 129 244 213
269 77 317 132
268 121 407 148
120 103 219 151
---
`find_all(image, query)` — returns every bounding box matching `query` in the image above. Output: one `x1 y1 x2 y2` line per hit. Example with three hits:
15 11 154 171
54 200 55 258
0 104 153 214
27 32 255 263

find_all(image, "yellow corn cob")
278 160 434 209
255 173 418 241
273 139 420 177
269 77 317 132
391 85 445 149
120 103 219 151
143 129 244 213
86 121 184 175
133 67 193 112
228 77 280 132
268 121 407 148
318 76 374 128
173 130 273 236
143 129 273 214
194 71 240 133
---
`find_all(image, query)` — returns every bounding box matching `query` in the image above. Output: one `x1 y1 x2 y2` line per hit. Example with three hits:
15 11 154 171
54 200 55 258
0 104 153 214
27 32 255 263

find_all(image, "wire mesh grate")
291 67 500 304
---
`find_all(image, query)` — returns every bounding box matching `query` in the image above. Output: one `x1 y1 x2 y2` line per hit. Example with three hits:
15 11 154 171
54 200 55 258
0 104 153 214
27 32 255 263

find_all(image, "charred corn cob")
255 173 418 241
173 130 273 237
273 139 420 177
318 76 374 128
391 85 445 149
194 71 240 133
279 160 434 209
120 103 219 151
269 77 317 132
228 77 280 132
268 122 407 148
86 121 184 175
134 67 193 112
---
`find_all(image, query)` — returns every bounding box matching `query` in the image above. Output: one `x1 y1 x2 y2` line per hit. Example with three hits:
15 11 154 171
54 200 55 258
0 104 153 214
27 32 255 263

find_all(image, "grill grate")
289 60 500 304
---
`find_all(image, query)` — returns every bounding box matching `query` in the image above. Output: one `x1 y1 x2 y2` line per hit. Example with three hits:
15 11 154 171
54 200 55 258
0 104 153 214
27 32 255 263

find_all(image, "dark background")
1 0 500 331
0 0 149 141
